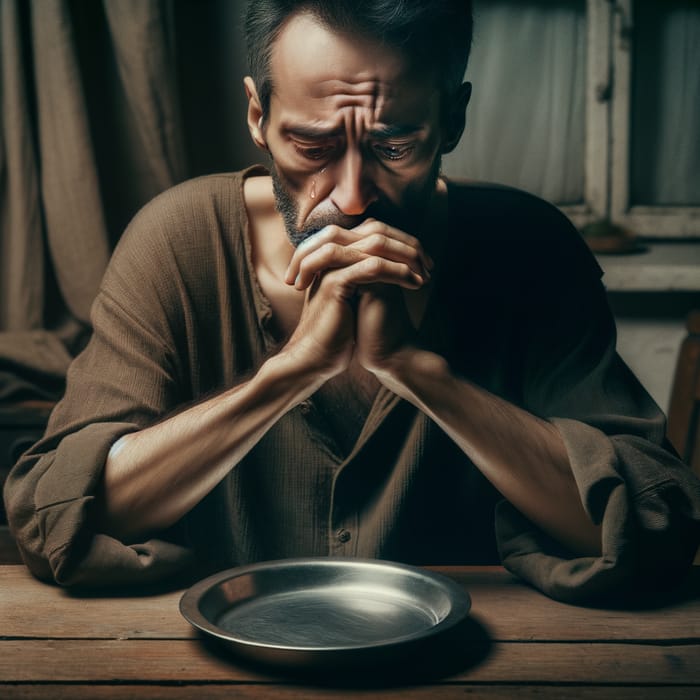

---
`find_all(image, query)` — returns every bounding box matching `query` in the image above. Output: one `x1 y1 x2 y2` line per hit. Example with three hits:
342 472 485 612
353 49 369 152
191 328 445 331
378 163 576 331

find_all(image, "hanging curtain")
632 0 700 206
443 0 586 206
0 0 192 401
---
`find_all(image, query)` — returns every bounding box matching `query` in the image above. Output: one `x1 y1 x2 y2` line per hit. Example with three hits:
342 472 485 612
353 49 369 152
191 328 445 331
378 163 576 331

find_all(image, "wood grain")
2 686 700 700
1 565 698 699
0 639 698 685
2 566 699 642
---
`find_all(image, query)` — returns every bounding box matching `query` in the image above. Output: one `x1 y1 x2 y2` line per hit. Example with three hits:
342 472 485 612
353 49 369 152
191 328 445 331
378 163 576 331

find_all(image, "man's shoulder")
447 179 576 237
135 170 247 226
445 179 602 286
101 169 259 294
114 169 261 258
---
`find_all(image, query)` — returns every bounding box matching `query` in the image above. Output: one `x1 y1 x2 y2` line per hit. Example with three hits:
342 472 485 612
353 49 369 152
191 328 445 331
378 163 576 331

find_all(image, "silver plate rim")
179 557 472 655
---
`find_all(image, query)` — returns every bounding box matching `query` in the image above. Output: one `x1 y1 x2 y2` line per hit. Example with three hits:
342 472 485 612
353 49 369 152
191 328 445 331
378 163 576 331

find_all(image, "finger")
295 234 431 290
352 218 434 272
285 225 363 284
294 242 368 290
329 255 427 292
350 233 431 279
286 220 434 287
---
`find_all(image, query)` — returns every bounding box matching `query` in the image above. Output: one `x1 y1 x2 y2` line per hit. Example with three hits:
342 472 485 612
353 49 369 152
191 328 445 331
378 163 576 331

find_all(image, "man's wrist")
259 348 333 406
371 346 452 402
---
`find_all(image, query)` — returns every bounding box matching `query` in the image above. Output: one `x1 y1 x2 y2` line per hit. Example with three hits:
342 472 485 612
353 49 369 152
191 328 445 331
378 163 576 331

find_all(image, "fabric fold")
497 417 700 604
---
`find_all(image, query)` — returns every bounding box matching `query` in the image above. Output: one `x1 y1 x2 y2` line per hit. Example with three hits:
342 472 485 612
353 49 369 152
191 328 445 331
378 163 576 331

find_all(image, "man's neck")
243 174 293 284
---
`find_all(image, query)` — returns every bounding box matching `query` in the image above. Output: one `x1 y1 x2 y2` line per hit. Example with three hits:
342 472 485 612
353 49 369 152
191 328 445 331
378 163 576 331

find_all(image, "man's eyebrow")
368 124 423 139
282 124 424 139
283 125 344 139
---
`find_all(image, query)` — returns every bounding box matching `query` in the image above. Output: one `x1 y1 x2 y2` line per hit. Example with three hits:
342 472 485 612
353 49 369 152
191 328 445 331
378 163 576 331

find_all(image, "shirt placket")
324 386 404 557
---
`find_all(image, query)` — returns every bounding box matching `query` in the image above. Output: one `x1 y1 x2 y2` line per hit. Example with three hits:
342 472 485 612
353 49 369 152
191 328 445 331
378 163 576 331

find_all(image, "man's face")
258 13 448 247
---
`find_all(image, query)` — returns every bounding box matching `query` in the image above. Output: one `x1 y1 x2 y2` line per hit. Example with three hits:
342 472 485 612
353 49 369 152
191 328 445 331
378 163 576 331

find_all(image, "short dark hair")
244 0 473 120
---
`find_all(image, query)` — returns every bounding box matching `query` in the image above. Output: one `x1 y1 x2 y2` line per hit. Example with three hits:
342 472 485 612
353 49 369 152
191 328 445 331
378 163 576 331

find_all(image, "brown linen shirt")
5 167 700 602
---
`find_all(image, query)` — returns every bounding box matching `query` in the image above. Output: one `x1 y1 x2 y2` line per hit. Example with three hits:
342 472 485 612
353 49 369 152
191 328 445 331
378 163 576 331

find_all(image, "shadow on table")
197 612 493 688
61 568 207 599
580 566 700 612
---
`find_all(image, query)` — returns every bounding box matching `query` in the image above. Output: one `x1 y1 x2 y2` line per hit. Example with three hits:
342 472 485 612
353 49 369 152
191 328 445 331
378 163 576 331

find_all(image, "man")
5 0 700 600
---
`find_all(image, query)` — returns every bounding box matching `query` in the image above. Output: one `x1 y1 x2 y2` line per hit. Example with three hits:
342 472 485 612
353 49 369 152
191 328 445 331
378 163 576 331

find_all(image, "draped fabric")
444 0 700 208
1 0 45 333
0 0 256 401
632 1 700 206
1 0 698 401
443 0 587 205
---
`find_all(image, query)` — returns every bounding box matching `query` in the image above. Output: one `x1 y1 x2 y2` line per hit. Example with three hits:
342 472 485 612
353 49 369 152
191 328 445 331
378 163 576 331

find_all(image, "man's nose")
329 150 378 216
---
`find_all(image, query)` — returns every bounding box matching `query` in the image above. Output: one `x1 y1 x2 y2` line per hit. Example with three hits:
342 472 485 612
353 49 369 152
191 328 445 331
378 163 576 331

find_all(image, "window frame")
575 0 700 239
561 0 612 231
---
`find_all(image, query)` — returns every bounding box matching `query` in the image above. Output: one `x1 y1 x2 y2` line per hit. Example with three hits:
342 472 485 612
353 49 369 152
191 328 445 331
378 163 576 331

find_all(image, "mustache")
269 163 423 248
293 201 400 244
303 207 364 233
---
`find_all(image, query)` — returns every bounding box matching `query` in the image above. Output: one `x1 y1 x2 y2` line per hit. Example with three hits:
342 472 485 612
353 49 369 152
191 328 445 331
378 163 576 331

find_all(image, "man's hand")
96 218 432 541
282 219 432 378
284 218 600 557
354 282 418 374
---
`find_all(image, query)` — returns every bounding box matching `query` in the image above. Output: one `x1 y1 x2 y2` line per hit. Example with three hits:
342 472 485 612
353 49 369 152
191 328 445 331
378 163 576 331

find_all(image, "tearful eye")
372 142 415 161
294 143 336 161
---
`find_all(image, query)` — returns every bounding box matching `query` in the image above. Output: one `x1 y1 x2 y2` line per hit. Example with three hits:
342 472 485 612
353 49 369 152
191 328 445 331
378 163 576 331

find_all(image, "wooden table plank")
438 566 700 642
2 566 699 643
2 565 699 699
0 566 193 639
1 639 698 685
2 686 700 700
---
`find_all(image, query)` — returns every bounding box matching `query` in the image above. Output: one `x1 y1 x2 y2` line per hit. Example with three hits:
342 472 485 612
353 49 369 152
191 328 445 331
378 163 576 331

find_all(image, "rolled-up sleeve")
494 243 700 603
3 195 197 586
498 420 700 603
6 422 194 586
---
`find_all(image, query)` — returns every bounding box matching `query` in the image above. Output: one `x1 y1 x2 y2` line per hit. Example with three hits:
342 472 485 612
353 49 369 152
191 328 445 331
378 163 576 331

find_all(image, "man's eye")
372 143 414 161
294 144 335 160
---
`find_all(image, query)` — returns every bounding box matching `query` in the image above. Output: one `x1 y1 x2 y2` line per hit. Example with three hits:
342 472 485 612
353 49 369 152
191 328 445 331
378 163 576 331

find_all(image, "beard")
270 157 442 248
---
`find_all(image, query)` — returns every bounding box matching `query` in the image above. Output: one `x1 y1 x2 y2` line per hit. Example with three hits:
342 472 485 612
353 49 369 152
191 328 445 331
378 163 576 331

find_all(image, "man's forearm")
374 348 602 556
97 353 324 541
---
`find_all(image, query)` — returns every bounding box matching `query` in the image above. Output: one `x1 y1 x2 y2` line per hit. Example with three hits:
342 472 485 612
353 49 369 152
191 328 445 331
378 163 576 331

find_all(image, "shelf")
596 243 700 292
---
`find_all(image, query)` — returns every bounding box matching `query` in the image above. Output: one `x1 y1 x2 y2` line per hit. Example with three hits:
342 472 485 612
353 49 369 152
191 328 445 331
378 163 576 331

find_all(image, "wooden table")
1 564 699 698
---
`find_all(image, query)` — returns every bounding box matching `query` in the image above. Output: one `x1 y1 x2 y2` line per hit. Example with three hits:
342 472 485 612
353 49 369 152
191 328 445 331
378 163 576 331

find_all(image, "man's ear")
441 82 472 154
244 76 268 151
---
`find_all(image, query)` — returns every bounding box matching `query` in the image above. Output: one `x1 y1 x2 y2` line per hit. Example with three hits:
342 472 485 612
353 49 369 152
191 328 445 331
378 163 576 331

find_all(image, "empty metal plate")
179 557 471 669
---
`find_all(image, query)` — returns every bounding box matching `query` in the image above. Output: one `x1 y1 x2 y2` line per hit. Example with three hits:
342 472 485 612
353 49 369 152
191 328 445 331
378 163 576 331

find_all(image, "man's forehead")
271 14 408 76
269 13 437 112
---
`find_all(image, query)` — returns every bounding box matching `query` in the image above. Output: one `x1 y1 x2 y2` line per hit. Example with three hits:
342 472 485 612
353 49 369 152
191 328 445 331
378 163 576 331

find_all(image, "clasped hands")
282 219 434 381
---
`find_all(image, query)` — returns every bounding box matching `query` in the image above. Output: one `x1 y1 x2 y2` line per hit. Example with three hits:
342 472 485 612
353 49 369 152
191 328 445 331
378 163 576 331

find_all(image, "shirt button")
336 529 352 543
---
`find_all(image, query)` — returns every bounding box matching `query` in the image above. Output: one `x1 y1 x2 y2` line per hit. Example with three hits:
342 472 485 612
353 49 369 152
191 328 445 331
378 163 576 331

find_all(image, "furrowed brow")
368 124 423 139
283 125 344 140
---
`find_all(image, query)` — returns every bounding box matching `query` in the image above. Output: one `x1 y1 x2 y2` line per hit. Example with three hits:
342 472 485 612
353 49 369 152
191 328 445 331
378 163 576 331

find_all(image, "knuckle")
297 257 312 276
318 241 340 261
405 232 420 248
371 220 388 235
397 262 412 278
367 232 386 251
324 224 342 239
365 256 384 275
